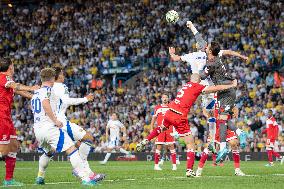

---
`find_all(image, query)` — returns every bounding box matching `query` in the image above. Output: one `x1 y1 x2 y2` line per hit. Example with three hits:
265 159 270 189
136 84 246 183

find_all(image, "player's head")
268 110 273 118
161 94 169 104
111 113 118 120
206 41 220 57
53 65 65 83
40 68 56 86
190 73 201 83
0 57 14 76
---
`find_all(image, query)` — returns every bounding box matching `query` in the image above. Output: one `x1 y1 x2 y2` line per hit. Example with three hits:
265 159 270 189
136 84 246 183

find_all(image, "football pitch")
0 161 283 189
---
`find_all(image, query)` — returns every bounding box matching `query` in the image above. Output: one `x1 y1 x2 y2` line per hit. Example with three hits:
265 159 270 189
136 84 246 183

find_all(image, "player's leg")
228 139 245 176
184 134 196 177
196 148 209 177
168 144 177 170
216 119 229 163
36 150 54 185
154 144 162 170
137 111 173 151
100 147 113 165
2 123 23 187
265 139 275 166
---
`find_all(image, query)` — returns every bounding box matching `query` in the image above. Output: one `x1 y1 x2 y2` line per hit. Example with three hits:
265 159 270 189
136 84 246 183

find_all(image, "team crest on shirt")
64 86 69 94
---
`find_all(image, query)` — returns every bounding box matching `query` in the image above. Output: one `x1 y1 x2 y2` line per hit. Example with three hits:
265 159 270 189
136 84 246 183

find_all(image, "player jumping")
100 113 131 165
35 66 106 185
0 57 39 186
263 110 284 166
150 94 177 171
137 73 238 177
31 68 97 186
186 21 248 162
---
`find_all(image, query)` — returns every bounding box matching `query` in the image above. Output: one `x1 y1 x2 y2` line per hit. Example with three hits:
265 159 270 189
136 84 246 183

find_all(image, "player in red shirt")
262 110 284 166
150 94 178 171
137 74 237 177
0 58 39 186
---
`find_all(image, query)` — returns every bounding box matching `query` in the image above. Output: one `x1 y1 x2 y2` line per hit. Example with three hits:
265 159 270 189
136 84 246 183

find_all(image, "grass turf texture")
0 161 283 189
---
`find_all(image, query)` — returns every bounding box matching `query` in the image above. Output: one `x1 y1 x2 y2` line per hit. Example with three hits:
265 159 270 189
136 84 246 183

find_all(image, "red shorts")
162 110 191 137
215 120 237 143
0 118 16 144
155 125 175 145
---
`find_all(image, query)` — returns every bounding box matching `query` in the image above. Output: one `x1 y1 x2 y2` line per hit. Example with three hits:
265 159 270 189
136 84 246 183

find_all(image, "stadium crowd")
0 0 283 153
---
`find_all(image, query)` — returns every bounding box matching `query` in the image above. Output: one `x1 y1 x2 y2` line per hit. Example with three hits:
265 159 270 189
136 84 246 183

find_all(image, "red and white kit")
163 82 206 136
0 73 16 144
153 104 175 145
214 120 237 143
263 116 279 149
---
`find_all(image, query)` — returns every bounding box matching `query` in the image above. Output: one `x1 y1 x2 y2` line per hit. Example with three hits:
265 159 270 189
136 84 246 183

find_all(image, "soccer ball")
166 10 179 23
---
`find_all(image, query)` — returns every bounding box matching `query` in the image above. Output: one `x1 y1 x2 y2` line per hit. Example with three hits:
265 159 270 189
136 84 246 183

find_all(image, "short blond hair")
40 68 56 82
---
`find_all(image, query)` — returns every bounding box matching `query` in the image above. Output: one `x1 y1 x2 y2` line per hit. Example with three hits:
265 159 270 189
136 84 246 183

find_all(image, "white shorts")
60 119 86 142
34 122 74 153
202 98 216 110
108 139 120 148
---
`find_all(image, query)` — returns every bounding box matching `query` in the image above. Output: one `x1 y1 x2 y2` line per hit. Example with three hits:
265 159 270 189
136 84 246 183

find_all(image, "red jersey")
263 116 279 141
153 104 169 126
169 82 206 115
0 73 14 119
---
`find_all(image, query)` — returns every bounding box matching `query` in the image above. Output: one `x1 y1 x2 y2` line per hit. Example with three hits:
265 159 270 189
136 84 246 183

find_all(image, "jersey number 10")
32 98 42 114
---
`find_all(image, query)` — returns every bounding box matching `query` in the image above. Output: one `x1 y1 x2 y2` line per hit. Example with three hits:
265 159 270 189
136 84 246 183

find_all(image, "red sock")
186 150 195 170
267 150 273 163
198 152 208 168
5 153 16 181
154 149 161 165
212 153 216 163
272 150 281 158
170 150 176 165
147 127 162 141
232 150 240 169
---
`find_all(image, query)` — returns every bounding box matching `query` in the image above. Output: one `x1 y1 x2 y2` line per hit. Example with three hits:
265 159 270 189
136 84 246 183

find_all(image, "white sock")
103 153 111 162
79 142 91 160
38 154 51 178
236 128 242 136
220 142 226 151
208 118 216 143
119 148 129 154
69 150 90 181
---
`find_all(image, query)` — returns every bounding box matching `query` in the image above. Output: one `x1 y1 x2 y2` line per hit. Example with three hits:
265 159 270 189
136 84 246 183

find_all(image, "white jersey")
52 82 88 120
180 51 206 74
31 86 54 126
107 120 124 141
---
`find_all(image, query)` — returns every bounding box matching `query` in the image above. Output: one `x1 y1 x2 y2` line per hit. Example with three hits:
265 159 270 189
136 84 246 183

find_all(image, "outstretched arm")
221 50 248 61
186 21 207 50
202 79 237 94
61 93 93 106
15 90 33 99
6 82 39 91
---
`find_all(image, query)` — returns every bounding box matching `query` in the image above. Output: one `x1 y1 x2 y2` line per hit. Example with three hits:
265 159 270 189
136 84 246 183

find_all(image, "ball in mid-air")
166 10 179 23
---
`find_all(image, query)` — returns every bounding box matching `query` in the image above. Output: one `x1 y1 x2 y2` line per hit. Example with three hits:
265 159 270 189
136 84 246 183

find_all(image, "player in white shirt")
32 68 97 186
100 113 130 164
35 66 106 184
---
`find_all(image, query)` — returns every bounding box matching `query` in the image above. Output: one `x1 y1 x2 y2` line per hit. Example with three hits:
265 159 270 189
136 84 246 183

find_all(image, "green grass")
0 161 284 189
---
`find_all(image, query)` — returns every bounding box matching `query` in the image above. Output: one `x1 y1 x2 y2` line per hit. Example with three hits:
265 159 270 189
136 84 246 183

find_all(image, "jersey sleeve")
180 53 194 62
0 75 15 88
59 84 88 106
218 50 224 57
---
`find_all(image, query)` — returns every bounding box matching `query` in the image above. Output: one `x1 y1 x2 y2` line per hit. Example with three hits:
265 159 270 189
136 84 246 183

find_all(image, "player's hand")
168 47 176 55
186 21 193 29
31 85 40 91
122 136 126 141
55 120 63 128
232 79 238 87
86 93 94 101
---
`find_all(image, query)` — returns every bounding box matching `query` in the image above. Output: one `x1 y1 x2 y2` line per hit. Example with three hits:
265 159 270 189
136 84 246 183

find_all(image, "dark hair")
0 58 12 72
52 65 63 80
210 41 221 56
40 68 56 82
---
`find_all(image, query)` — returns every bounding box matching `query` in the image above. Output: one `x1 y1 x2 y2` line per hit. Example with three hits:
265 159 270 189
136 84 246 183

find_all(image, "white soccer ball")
166 10 179 23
